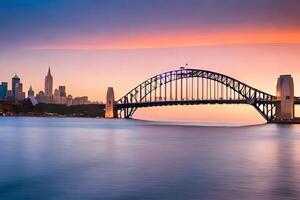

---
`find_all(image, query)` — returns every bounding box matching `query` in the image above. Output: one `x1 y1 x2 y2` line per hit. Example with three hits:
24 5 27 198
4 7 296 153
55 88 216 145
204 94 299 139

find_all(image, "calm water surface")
0 117 300 200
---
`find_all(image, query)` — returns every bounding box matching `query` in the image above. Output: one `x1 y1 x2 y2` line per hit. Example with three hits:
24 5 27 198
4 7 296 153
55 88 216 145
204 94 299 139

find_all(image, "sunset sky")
1 0 300 123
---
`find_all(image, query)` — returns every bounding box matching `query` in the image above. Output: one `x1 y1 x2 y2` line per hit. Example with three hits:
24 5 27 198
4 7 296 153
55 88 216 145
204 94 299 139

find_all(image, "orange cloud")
29 29 300 50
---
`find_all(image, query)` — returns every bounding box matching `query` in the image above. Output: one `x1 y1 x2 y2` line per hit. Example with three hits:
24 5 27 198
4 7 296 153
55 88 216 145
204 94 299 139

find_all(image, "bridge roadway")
115 98 300 109
116 99 277 109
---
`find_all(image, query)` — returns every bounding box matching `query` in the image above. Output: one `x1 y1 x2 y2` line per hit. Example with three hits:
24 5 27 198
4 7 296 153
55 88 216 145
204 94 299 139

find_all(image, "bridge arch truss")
117 68 277 121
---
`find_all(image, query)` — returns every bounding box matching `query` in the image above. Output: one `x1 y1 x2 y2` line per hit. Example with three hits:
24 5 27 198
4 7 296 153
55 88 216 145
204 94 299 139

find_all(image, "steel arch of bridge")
116 68 278 121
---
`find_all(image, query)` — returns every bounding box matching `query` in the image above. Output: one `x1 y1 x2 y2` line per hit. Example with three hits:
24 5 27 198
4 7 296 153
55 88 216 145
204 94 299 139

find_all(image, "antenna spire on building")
45 66 53 96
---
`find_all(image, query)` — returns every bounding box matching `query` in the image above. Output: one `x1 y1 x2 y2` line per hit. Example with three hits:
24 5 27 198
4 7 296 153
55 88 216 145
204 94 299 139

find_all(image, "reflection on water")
0 117 300 200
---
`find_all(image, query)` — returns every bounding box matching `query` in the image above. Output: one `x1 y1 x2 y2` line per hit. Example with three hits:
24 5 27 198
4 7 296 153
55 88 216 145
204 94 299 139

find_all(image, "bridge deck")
116 99 277 109
115 98 300 109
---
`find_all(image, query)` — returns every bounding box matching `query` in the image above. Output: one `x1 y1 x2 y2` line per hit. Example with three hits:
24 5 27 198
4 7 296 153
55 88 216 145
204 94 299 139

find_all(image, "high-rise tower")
0 82 8 100
45 67 53 96
12 74 20 99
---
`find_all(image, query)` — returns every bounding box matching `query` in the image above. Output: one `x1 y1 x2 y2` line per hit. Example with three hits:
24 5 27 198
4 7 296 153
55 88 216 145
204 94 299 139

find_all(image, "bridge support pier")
275 75 295 120
105 87 117 118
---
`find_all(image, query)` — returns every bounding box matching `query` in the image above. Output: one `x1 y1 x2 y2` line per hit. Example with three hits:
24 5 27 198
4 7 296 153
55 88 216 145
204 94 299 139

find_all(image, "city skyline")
0 67 94 106
1 0 300 122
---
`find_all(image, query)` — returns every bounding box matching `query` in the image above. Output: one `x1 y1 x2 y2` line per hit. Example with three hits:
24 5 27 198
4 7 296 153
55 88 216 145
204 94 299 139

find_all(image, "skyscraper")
45 67 53 96
28 85 34 97
16 83 25 101
0 82 8 100
12 75 20 100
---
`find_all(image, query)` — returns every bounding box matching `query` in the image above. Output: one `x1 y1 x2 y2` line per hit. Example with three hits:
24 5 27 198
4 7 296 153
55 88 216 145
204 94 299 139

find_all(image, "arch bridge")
106 68 300 123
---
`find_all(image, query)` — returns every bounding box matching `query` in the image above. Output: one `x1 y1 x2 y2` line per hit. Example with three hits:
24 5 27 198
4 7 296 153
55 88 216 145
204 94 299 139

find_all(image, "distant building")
45 67 53 96
7 90 13 97
53 89 60 104
6 90 14 101
36 91 52 103
73 96 90 105
36 67 54 104
53 87 67 104
10 75 25 102
28 85 35 97
67 95 73 106
12 74 20 100
16 83 25 101
59 86 66 97
0 82 8 100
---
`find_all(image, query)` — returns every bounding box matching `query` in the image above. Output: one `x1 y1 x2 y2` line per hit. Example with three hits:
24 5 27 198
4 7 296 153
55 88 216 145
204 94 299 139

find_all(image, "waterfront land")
0 101 105 117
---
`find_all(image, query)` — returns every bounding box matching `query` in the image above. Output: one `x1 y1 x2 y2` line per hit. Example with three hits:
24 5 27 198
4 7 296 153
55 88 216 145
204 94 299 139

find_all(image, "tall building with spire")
45 67 53 96
28 85 34 97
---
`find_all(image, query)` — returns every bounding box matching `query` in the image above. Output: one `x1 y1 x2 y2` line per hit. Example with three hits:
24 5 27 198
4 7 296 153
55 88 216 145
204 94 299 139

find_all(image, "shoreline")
0 101 105 118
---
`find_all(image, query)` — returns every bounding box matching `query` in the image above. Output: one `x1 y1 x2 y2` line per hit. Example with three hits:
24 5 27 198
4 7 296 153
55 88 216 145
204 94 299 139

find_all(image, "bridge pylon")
105 87 117 118
275 75 295 120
